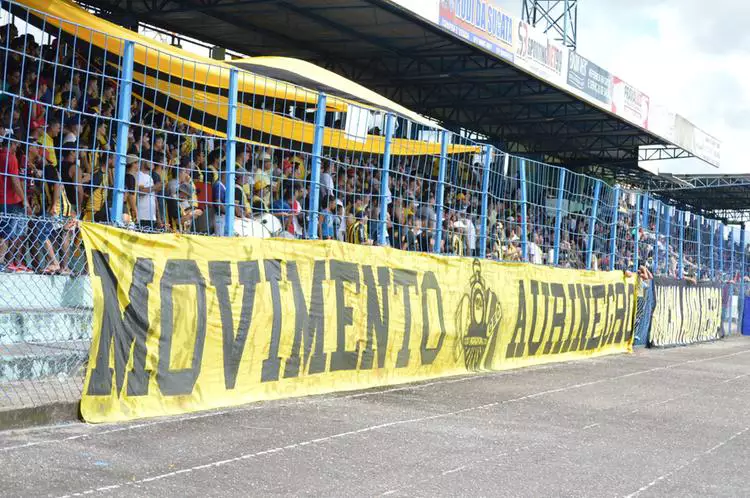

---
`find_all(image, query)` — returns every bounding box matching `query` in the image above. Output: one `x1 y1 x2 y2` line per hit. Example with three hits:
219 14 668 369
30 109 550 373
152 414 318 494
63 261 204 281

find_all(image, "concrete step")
0 310 92 344
0 274 92 312
0 341 89 383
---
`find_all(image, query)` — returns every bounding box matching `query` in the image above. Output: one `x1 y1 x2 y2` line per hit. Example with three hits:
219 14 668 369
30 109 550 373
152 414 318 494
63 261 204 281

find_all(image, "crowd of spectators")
0 25 746 282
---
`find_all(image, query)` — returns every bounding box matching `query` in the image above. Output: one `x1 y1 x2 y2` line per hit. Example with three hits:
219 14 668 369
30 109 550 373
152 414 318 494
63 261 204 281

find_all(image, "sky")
493 0 747 175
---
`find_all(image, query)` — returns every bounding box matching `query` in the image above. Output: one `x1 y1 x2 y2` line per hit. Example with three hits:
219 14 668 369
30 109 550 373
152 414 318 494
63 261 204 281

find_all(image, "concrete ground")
1 337 750 498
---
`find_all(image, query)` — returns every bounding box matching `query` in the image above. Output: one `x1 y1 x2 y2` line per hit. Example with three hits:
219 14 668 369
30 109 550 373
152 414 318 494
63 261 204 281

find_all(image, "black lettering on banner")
420 271 446 365
585 284 606 351
393 269 418 368
575 285 591 351
649 278 723 347
505 280 527 358
599 284 616 346
359 266 390 370
208 261 260 390
157 260 207 396
261 259 284 383
88 251 153 397
544 283 566 354
527 281 546 356
285 261 328 378
330 260 361 372
623 283 635 341
560 283 578 353
610 283 627 344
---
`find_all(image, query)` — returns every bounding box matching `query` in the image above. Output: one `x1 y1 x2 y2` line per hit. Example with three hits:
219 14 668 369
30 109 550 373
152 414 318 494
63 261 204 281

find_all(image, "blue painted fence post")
433 130 449 254
223 68 239 236
652 201 661 276
633 193 641 272
110 40 134 224
741 227 746 322
678 210 685 279
377 113 395 246
710 219 716 279
664 205 671 276
478 144 492 259
697 215 702 279
553 168 566 266
719 222 724 278
609 186 620 271
519 158 529 262
307 92 327 239
586 180 601 270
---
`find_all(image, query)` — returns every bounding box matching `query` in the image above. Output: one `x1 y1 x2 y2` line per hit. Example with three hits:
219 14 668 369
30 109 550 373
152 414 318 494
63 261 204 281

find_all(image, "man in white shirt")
465 214 477 257
527 232 544 265
320 160 334 197
137 160 158 230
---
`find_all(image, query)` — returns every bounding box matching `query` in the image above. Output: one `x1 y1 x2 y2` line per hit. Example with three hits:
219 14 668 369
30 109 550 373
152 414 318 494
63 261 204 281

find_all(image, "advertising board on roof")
567 51 612 106
611 76 650 130
438 0 515 61
515 20 566 86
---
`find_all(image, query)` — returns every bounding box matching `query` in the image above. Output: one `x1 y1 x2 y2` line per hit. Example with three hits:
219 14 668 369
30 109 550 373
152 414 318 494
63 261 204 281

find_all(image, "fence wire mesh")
0 0 748 411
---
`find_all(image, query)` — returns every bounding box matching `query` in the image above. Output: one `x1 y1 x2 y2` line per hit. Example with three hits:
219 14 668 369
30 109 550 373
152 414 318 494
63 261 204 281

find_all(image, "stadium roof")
647 175 750 223
81 0 700 180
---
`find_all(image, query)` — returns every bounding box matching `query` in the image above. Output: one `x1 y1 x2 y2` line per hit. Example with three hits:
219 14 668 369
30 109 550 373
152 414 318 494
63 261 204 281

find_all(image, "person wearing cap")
173 182 203 232
346 205 371 245
251 177 270 214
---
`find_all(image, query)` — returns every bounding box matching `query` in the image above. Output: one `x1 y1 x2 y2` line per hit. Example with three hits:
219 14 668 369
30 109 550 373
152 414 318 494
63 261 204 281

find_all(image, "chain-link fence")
0 0 748 411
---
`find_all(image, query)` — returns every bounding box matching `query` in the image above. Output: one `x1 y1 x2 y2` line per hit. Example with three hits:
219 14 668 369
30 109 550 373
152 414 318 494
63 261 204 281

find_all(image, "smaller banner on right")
649 277 723 347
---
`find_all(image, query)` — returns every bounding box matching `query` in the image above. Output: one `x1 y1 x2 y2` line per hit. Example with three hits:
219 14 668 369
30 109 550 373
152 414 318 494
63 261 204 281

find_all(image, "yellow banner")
79 223 637 422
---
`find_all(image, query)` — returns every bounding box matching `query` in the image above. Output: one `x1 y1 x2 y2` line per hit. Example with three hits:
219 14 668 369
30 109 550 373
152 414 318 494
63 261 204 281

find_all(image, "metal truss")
79 0 701 182
522 0 578 50
653 175 750 191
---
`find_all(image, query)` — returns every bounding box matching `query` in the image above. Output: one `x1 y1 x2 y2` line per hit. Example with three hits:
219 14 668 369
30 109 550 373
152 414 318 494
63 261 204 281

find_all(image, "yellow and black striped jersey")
346 220 368 244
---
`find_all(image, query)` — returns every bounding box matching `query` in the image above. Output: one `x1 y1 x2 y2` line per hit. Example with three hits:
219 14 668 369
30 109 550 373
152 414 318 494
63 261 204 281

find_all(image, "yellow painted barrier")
79 223 637 422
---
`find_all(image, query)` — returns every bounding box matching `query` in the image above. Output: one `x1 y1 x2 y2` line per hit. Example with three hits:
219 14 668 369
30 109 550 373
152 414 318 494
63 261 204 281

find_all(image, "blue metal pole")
519 158 529 262
641 193 649 229
586 180 601 270
652 201 661 276
307 92 327 239
665 205 672 276
697 215 702 279
553 169 566 266
710 219 716 279
433 130 449 254
678 210 685 279
377 113 395 246
719 222 724 278
609 186 620 271
731 228 735 281
223 68 239 236
110 40 134 224
633 193 641 272
741 227 746 321
478 144 492 259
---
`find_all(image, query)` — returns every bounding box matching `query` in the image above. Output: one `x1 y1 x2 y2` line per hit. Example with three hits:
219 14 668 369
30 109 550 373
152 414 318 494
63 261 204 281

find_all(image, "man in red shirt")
0 139 32 272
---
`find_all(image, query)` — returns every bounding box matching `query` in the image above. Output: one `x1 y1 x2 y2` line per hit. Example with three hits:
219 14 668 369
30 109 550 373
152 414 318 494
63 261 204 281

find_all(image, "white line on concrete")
54 346 750 498
623 426 750 498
